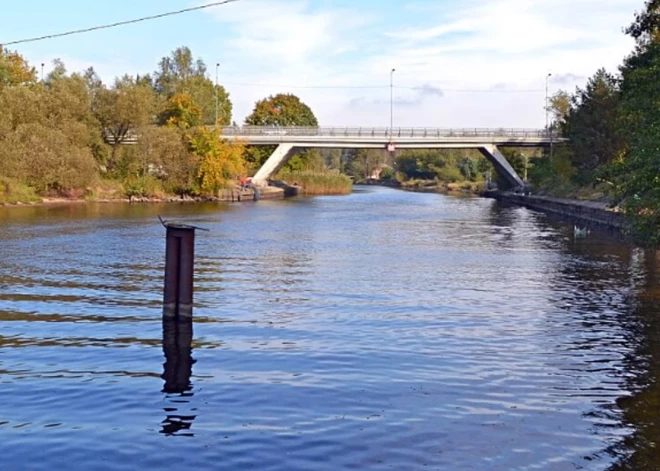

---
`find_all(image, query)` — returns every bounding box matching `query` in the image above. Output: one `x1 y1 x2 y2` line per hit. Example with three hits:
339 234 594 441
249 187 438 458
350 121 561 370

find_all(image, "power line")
223 81 388 89
222 81 543 93
2 0 243 46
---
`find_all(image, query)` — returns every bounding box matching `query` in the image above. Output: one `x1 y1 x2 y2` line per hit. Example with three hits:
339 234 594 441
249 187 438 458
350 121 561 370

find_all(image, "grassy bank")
277 171 353 195
0 177 41 204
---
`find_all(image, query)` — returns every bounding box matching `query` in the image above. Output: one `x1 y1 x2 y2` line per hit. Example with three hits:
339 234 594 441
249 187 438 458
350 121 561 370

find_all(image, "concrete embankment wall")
487 192 628 231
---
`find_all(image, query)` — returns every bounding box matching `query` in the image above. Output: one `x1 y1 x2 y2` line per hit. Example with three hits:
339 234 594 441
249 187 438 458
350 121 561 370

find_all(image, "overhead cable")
222 81 543 93
2 0 243 46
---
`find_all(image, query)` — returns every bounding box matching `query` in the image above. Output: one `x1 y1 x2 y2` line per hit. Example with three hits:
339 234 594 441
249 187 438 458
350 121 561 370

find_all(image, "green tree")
244 93 319 170
625 0 660 46
245 93 318 127
94 76 156 169
565 69 624 183
154 47 231 125
605 3 660 244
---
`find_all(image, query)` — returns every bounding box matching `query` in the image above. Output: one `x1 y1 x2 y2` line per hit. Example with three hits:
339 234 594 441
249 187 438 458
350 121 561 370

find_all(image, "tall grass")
277 171 352 195
0 177 41 204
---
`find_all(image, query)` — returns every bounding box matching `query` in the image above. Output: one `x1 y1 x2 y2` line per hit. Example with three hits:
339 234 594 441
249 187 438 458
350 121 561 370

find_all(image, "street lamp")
215 63 220 127
41 63 44 82
390 68 396 140
545 73 552 131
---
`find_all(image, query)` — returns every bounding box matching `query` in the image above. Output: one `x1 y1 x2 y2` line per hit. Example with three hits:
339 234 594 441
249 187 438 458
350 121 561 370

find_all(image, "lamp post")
215 63 220 127
390 68 396 140
41 63 44 82
546 73 554 161
545 73 552 131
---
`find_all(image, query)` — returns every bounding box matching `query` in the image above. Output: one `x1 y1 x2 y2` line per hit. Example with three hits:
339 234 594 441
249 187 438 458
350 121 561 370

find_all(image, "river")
0 186 658 470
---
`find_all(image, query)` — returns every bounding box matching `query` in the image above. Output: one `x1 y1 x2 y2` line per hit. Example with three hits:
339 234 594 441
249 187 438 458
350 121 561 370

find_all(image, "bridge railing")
221 126 553 139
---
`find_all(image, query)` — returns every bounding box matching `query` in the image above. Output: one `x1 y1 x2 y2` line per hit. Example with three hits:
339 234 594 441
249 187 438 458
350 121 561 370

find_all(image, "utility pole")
390 68 396 141
215 63 220 127
41 63 45 82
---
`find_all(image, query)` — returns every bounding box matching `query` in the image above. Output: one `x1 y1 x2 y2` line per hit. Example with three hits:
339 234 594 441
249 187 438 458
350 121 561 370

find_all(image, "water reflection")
528 208 660 469
161 320 196 437
607 251 660 470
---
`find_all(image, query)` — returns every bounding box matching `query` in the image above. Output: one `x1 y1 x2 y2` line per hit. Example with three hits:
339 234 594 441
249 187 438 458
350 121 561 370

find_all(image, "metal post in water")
160 217 207 321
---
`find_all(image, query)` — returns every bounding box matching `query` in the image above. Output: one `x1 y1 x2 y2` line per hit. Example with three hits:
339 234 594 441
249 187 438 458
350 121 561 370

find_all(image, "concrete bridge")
221 126 560 189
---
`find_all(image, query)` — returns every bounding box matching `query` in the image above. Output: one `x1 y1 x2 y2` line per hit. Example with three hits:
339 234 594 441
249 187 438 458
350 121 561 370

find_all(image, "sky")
0 0 644 128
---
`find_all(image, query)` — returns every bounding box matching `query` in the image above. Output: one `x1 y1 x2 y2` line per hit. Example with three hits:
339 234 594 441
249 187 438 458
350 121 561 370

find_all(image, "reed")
277 171 352 195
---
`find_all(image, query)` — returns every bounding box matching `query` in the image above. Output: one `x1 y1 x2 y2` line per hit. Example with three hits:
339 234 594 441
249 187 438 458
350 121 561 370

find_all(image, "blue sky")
0 0 642 127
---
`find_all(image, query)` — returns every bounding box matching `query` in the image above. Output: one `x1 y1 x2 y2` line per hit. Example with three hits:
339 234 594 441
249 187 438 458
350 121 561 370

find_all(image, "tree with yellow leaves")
0 46 36 87
159 93 202 129
191 127 245 195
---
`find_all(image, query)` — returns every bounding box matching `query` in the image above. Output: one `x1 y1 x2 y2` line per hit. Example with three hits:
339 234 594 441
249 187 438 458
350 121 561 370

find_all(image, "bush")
434 165 463 183
380 167 395 181
123 174 164 199
0 123 98 194
0 176 40 204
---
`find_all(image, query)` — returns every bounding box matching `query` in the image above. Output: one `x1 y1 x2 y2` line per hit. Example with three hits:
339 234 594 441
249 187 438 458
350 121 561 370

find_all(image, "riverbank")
359 178 484 195
485 191 628 231
1 186 286 208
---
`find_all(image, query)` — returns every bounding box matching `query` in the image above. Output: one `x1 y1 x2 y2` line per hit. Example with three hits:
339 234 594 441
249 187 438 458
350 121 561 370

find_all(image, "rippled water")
1 187 659 470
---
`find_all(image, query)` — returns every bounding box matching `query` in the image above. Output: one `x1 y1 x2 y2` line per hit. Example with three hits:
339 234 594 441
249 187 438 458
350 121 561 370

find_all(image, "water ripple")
0 189 658 470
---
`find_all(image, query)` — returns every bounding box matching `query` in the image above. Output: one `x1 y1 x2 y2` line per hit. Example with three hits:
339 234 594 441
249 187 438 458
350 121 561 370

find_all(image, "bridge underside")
252 142 526 190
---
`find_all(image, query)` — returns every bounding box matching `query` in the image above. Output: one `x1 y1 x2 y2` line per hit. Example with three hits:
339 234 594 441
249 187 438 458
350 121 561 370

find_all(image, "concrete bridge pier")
478 145 525 190
252 143 297 186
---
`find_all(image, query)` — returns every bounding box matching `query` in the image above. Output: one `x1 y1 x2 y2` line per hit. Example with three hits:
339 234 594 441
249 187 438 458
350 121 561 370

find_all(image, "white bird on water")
574 225 589 238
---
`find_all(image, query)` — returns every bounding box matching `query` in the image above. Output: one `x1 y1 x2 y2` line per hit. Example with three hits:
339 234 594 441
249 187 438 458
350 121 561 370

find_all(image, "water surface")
0 187 658 470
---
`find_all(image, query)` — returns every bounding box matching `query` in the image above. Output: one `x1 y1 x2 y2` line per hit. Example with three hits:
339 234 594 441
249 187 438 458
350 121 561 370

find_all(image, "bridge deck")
221 126 560 147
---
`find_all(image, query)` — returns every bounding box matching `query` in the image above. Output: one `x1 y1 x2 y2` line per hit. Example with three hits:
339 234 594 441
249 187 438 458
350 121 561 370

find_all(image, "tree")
46 59 68 83
133 126 196 196
191 128 245 195
244 93 319 170
0 47 36 87
94 76 156 169
154 47 232 125
565 69 624 183
549 90 571 128
158 93 202 129
604 2 660 244
343 149 386 180
245 93 318 127
155 46 206 96
625 0 660 46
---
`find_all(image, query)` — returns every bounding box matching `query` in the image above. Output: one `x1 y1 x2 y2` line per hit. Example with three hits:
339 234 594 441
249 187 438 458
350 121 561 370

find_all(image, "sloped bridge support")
252 144 297 186
478 145 524 190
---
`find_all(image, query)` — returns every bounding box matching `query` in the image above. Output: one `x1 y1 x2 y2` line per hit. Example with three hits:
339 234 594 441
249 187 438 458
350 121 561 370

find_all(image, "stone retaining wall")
487 192 628 231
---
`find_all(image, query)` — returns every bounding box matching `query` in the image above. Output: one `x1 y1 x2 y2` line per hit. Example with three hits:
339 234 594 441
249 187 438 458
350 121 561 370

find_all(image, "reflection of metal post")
161 218 207 321
162 320 194 394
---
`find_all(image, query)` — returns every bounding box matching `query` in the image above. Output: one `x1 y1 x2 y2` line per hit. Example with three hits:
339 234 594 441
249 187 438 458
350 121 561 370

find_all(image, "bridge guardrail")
220 126 554 139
